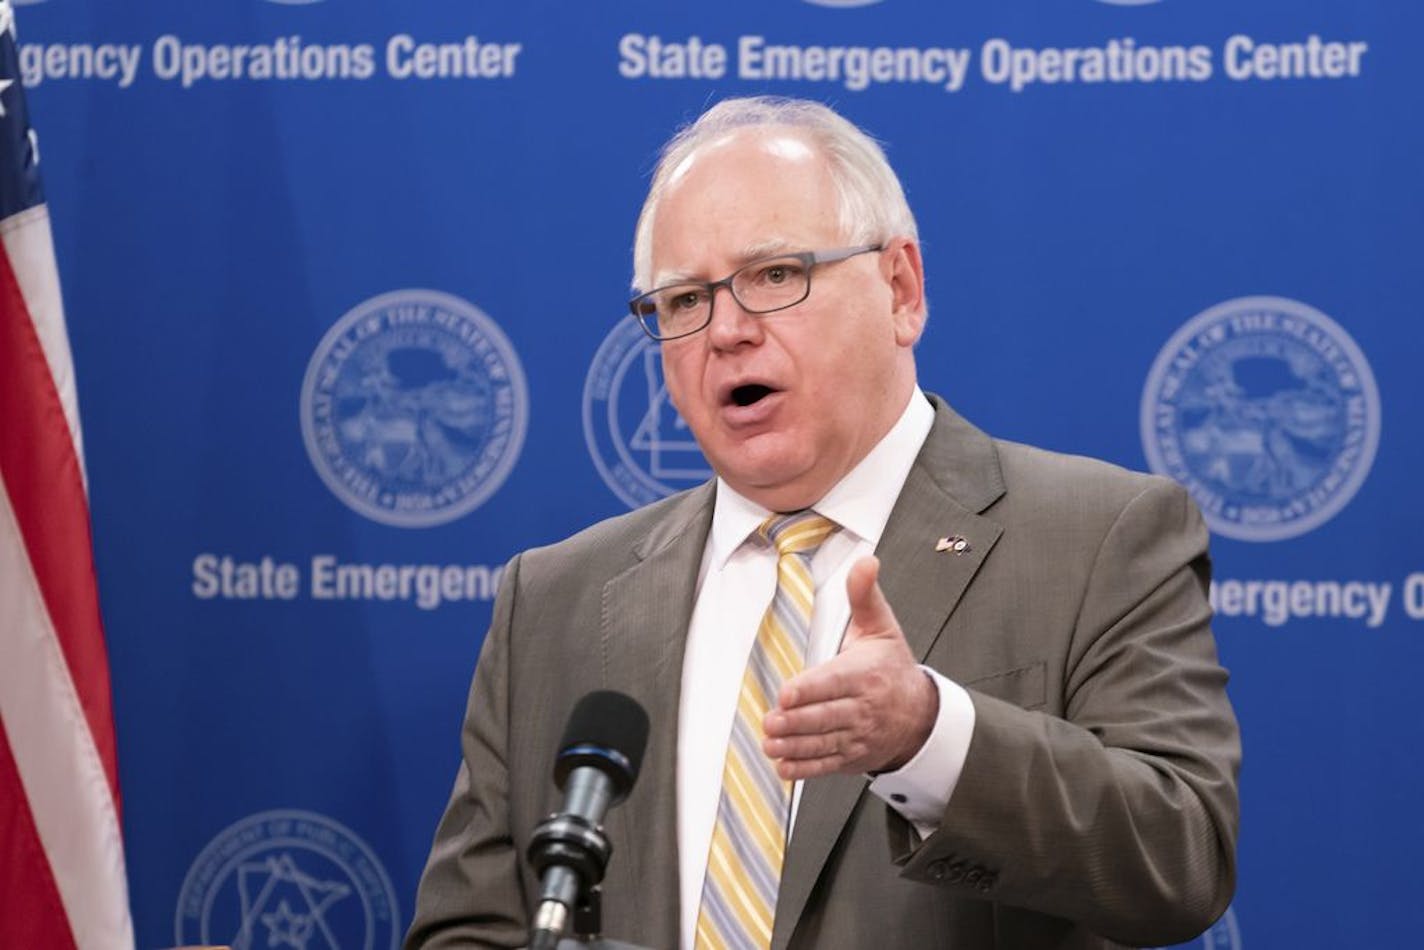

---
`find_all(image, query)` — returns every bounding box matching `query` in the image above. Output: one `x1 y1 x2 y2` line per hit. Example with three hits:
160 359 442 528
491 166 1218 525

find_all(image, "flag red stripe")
0 719 79 950
0 245 120 809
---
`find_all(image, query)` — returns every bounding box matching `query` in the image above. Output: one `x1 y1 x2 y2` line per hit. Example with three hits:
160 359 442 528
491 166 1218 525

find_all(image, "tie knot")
759 510 839 558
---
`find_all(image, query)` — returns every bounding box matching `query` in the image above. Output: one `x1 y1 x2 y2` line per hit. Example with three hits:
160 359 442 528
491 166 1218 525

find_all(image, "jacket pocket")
964 662 1046 711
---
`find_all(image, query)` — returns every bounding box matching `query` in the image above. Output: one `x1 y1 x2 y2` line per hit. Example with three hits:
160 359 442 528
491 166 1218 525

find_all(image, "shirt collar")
707 386 935 569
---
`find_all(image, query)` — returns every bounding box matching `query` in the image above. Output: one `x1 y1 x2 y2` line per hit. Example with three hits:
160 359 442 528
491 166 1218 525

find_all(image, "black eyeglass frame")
628 243 885 341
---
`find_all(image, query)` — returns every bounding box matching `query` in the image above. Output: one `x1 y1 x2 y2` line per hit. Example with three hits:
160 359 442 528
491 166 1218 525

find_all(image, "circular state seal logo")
583 318 712 509
301 289 529 528
1141 296 1380 542
174 809 399 950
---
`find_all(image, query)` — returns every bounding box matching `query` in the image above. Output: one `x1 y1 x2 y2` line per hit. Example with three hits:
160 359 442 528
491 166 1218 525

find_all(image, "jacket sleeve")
897 478 1241 947
405 553 529 949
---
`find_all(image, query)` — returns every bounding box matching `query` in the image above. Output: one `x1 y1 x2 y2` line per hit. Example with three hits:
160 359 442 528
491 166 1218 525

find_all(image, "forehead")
650 128 842 278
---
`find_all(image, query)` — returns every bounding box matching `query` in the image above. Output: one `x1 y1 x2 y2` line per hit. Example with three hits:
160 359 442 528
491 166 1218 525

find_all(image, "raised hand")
762 556 938 779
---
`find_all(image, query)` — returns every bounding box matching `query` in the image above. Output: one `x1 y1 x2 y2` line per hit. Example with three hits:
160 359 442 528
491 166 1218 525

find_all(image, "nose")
704 284 762 350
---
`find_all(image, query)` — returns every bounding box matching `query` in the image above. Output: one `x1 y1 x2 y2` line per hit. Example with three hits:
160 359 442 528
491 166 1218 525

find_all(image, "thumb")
843 556 898 644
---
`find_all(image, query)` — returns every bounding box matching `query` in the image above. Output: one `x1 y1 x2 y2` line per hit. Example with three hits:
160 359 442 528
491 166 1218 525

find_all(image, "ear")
883 238 927 347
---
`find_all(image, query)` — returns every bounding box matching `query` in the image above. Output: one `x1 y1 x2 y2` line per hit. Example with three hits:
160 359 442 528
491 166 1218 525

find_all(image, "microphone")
527 690 650 950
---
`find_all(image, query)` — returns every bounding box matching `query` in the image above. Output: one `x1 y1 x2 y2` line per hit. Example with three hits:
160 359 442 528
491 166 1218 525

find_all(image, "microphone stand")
527 812 653 950
552 885 653 950
526 692 655 950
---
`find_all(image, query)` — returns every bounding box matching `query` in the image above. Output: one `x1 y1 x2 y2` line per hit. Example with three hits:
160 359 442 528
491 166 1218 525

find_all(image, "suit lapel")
599 483 715 950
774 396 1005 948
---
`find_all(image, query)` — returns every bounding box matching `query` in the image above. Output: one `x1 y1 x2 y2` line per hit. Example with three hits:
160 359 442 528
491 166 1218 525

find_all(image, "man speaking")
406 97 1240 950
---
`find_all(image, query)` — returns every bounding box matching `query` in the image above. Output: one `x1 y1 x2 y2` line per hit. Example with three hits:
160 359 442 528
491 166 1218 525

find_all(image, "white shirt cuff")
867 667 975 837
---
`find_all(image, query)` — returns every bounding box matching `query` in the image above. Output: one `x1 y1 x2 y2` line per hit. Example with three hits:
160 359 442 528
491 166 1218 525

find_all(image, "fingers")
776 660 853 710
764 727 852 762
764 694 862 741
843 556 899 642
760 556 935 777
845 554 880 609
772 743 865 781
762 712 869 781
763 668 910 776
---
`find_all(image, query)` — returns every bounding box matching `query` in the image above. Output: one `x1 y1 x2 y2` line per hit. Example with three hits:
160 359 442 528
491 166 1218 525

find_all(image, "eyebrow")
651 239 800 288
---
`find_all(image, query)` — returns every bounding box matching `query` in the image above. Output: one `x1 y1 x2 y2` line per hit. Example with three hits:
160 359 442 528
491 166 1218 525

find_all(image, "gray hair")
632 97 919 291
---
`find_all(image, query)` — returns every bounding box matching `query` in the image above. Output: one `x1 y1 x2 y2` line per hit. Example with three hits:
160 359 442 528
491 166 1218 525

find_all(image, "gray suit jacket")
407 394 1240 949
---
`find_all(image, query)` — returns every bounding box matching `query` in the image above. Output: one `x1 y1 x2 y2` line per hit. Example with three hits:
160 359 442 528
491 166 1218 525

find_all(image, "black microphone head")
553 690 650 801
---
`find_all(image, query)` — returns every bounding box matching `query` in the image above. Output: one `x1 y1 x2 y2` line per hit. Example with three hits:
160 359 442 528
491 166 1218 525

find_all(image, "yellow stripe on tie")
694 511 838 950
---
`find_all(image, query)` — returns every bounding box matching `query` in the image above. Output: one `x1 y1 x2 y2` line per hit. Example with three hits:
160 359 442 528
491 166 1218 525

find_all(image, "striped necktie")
694 510 839 950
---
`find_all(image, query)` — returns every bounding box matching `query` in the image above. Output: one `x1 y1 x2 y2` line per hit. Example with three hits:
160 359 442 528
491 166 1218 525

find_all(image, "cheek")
800 331 892 410
660 348 697 415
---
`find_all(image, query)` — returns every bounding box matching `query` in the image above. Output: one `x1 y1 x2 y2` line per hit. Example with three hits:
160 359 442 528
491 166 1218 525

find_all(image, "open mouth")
730 384 776 407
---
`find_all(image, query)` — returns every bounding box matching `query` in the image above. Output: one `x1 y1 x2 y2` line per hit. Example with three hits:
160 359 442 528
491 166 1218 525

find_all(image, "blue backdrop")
17 1 1422 947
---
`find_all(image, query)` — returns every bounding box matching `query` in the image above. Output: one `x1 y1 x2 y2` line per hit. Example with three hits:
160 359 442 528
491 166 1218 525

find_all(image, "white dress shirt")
676 387 976 950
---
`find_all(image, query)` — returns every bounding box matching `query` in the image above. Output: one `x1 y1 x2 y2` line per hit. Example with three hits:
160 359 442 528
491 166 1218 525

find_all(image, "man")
407 97 1239 950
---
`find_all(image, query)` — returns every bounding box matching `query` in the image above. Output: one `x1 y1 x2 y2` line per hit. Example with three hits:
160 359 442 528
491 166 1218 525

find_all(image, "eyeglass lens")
637 256 810 339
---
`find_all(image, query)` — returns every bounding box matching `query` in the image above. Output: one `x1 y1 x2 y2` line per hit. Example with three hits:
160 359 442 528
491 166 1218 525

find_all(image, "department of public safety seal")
1140 296 1380 542
174 809 399 950
301 289 528 528
583 318 711 509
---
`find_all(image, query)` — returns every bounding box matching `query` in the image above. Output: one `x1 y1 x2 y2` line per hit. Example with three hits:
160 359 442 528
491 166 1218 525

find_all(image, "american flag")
0 1 134 946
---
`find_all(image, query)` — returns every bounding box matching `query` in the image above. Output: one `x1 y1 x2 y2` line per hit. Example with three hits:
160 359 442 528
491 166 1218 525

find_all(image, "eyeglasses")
628 244 884 341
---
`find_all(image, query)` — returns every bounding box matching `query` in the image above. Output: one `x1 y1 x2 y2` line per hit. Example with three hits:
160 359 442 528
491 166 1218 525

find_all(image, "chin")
727 469 822 512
